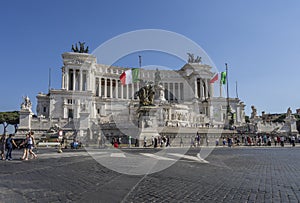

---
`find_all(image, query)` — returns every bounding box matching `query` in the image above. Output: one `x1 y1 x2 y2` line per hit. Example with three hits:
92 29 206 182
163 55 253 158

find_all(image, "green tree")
0 111 19 134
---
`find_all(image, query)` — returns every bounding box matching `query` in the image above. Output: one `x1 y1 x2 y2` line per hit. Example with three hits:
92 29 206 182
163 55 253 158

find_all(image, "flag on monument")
120 68 139 85
220 71 226 85
209 73 219 83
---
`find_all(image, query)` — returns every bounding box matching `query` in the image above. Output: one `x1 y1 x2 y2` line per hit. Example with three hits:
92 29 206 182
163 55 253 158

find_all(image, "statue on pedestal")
286 107 292 118
137 83 155 106
21 96 32 112
250 105 257 119
154 68 161 86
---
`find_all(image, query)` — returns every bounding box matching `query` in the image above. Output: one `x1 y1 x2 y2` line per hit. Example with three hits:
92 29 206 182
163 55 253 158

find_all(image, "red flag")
209 73 218 83
120 72 126 85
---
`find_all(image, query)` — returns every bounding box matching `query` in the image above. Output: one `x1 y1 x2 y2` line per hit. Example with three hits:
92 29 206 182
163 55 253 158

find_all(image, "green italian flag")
220 71 226 85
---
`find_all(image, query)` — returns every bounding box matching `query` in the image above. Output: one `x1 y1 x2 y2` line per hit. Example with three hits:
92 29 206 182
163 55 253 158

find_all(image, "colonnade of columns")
195 78 214 100
62 68 88 91
94 77 141 99
94 78 185 101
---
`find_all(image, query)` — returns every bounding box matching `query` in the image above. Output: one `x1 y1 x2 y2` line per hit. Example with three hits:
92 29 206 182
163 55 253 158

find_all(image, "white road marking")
168 153 209 163
110 153 126 158
140 153 176 161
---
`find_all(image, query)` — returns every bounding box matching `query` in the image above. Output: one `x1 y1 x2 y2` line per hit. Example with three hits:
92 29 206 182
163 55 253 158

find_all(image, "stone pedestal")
284 116 298 136
138 106 160 147
79 112 90 138
17 109 33 136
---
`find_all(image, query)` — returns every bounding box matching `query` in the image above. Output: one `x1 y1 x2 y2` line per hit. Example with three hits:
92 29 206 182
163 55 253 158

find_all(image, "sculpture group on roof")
187 53 202 63
71 41 89 53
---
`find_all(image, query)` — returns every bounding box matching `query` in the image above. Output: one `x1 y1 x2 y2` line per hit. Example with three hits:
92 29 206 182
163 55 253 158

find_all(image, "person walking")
280 136 285 147
0 134 6 160
19 133 29 160
5 134 17 161
25 132 37 160
180 137 183 147
166 136 171 147
291 135 296 147
143 136 147 148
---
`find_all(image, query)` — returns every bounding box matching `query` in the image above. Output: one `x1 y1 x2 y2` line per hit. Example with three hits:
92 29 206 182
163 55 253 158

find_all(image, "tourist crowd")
0 131 37 161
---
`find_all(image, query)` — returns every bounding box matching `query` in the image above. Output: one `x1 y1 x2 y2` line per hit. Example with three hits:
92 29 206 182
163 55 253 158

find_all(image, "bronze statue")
187 53 202 63
72 41 89 53
137 83 155 106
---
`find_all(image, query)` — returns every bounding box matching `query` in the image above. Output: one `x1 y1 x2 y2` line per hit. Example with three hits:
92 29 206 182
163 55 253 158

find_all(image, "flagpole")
48 67 51 93
225 63 230 128
139 55 142 68
236 81 238 98
219 77 222 97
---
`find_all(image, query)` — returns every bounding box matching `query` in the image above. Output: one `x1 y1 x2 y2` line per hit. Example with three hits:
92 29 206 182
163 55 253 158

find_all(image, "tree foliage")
0 111 19 134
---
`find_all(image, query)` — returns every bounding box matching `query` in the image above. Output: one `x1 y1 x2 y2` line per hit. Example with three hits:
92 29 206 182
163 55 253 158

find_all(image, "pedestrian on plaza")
157 136 161 147
263 135 267 146
5 134 17 161
166 136 171 147
162 136 167 147
277 136 280 146
154 137 158 148
274 136 277 146
97 135 101 148
25 131 37 160
128 135 132 148
215 138 219 146
222 138 226 146
267 136 272 146
113 138 119 148
190 137 195 147
180 137 183 147
143 136 147 147
196 132 200 147
19 133 29 160
227 137 232 147
247 136 252 146
0 134 6 160
280 136 285 147
291 135 296 147
151 136 154 146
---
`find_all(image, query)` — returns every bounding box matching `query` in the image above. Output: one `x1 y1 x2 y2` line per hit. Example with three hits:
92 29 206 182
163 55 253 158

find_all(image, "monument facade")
17 47 246 144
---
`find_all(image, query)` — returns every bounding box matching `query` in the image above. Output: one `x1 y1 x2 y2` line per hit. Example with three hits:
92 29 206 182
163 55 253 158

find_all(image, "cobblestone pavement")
0 147 300 202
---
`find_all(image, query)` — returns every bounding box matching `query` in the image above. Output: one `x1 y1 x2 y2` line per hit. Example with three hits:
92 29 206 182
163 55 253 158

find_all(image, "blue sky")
0 0 300 117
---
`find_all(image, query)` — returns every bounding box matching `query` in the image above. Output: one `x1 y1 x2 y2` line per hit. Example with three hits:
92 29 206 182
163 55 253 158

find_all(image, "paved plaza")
0 146 300 202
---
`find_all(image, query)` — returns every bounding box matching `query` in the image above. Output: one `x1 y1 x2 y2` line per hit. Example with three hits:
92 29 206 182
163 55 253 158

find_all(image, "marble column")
121 82 124 99
110 78 113 98
205 79 208 98
194 78 198 98
80 70 83 91
209 82 214 98
99 77 102 97
104 78 107 98
126 84 129 99
61 67 65 89
132 83 135 99
115 80 118 98
199 79 203 99
73 69 76 91
66 68 69 90
167 83 170 101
